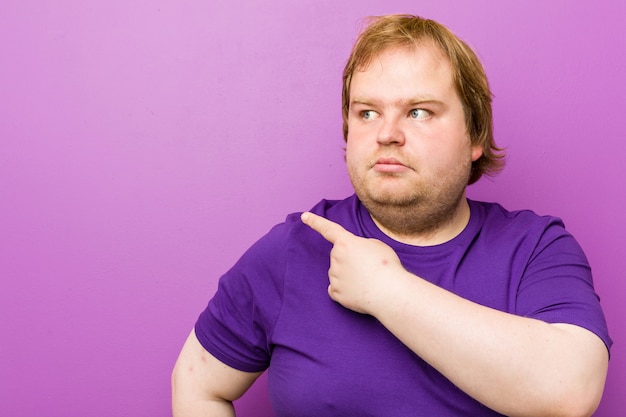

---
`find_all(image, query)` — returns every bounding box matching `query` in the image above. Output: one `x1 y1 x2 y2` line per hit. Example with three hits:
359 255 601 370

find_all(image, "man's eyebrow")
350 97 445 107
349 98 377 107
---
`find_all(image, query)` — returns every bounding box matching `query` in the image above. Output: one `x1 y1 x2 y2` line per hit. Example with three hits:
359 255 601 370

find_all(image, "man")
172 15 611 417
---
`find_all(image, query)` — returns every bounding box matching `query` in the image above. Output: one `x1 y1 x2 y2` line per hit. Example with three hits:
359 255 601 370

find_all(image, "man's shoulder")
283 195 359 228
262 195 359 244
469 199 566 238
306 195 358 216
471 199 561 223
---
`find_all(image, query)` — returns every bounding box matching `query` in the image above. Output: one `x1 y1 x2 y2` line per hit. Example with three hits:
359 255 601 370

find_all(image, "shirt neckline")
354 196 482 255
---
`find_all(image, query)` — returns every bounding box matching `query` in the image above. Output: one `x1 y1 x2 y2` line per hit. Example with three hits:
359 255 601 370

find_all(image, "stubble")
350 158 472 241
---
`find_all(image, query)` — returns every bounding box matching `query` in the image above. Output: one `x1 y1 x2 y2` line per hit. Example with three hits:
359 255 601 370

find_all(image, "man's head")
342 14 504 184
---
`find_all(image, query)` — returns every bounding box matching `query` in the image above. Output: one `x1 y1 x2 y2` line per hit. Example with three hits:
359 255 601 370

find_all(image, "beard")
349 158 472 240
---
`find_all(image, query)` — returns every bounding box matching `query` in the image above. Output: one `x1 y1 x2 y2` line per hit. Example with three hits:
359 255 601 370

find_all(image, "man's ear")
471 144 483 162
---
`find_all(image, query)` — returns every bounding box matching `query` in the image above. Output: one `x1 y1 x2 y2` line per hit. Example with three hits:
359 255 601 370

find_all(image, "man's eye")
361 110 378 120
409 109 430 119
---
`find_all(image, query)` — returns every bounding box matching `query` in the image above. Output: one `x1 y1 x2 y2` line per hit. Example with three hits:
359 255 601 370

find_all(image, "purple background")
1 1 624 416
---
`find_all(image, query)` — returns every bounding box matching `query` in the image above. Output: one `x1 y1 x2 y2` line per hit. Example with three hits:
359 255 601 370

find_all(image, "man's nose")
377 116 406 146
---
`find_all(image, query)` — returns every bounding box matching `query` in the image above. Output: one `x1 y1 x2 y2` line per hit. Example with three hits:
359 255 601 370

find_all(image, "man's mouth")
373 157 411 173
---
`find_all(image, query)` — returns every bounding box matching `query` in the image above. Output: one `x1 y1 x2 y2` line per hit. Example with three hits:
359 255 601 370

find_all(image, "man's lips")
373 157 411 173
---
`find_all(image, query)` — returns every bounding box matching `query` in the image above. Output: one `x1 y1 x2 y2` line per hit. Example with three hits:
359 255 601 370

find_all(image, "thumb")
301 212 352 244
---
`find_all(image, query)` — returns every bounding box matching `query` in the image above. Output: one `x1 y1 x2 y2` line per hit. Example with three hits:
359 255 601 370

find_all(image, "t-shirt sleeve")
194 223 287 373
516 217 612 352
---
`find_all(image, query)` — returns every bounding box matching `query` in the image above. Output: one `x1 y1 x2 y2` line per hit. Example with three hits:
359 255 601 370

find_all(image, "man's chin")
358 191 420 208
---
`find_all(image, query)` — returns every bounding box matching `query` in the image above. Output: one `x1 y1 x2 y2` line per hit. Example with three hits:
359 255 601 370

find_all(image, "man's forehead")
347 44 459 110
350 47 454 98
354 41 450 73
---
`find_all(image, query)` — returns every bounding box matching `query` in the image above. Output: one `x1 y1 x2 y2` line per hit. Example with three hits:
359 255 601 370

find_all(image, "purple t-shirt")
195 195 611 416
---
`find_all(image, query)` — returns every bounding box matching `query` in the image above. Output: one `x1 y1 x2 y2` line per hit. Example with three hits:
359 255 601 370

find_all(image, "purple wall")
1 1 624 416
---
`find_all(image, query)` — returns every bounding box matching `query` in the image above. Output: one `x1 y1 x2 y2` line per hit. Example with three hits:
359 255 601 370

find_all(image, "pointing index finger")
301 212 351 244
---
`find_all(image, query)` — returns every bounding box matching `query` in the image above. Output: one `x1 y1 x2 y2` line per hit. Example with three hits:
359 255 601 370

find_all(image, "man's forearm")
371 271 608 417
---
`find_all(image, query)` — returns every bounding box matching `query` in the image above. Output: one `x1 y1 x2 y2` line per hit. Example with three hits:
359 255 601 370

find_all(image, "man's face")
345 44 482 217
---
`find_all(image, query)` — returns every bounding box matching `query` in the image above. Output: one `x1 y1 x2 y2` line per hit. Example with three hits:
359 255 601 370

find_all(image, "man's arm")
301 212 609 417
373 275 608 417
172 329 262 417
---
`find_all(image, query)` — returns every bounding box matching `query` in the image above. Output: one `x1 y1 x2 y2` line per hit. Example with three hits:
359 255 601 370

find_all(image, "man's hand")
301 211 406 315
